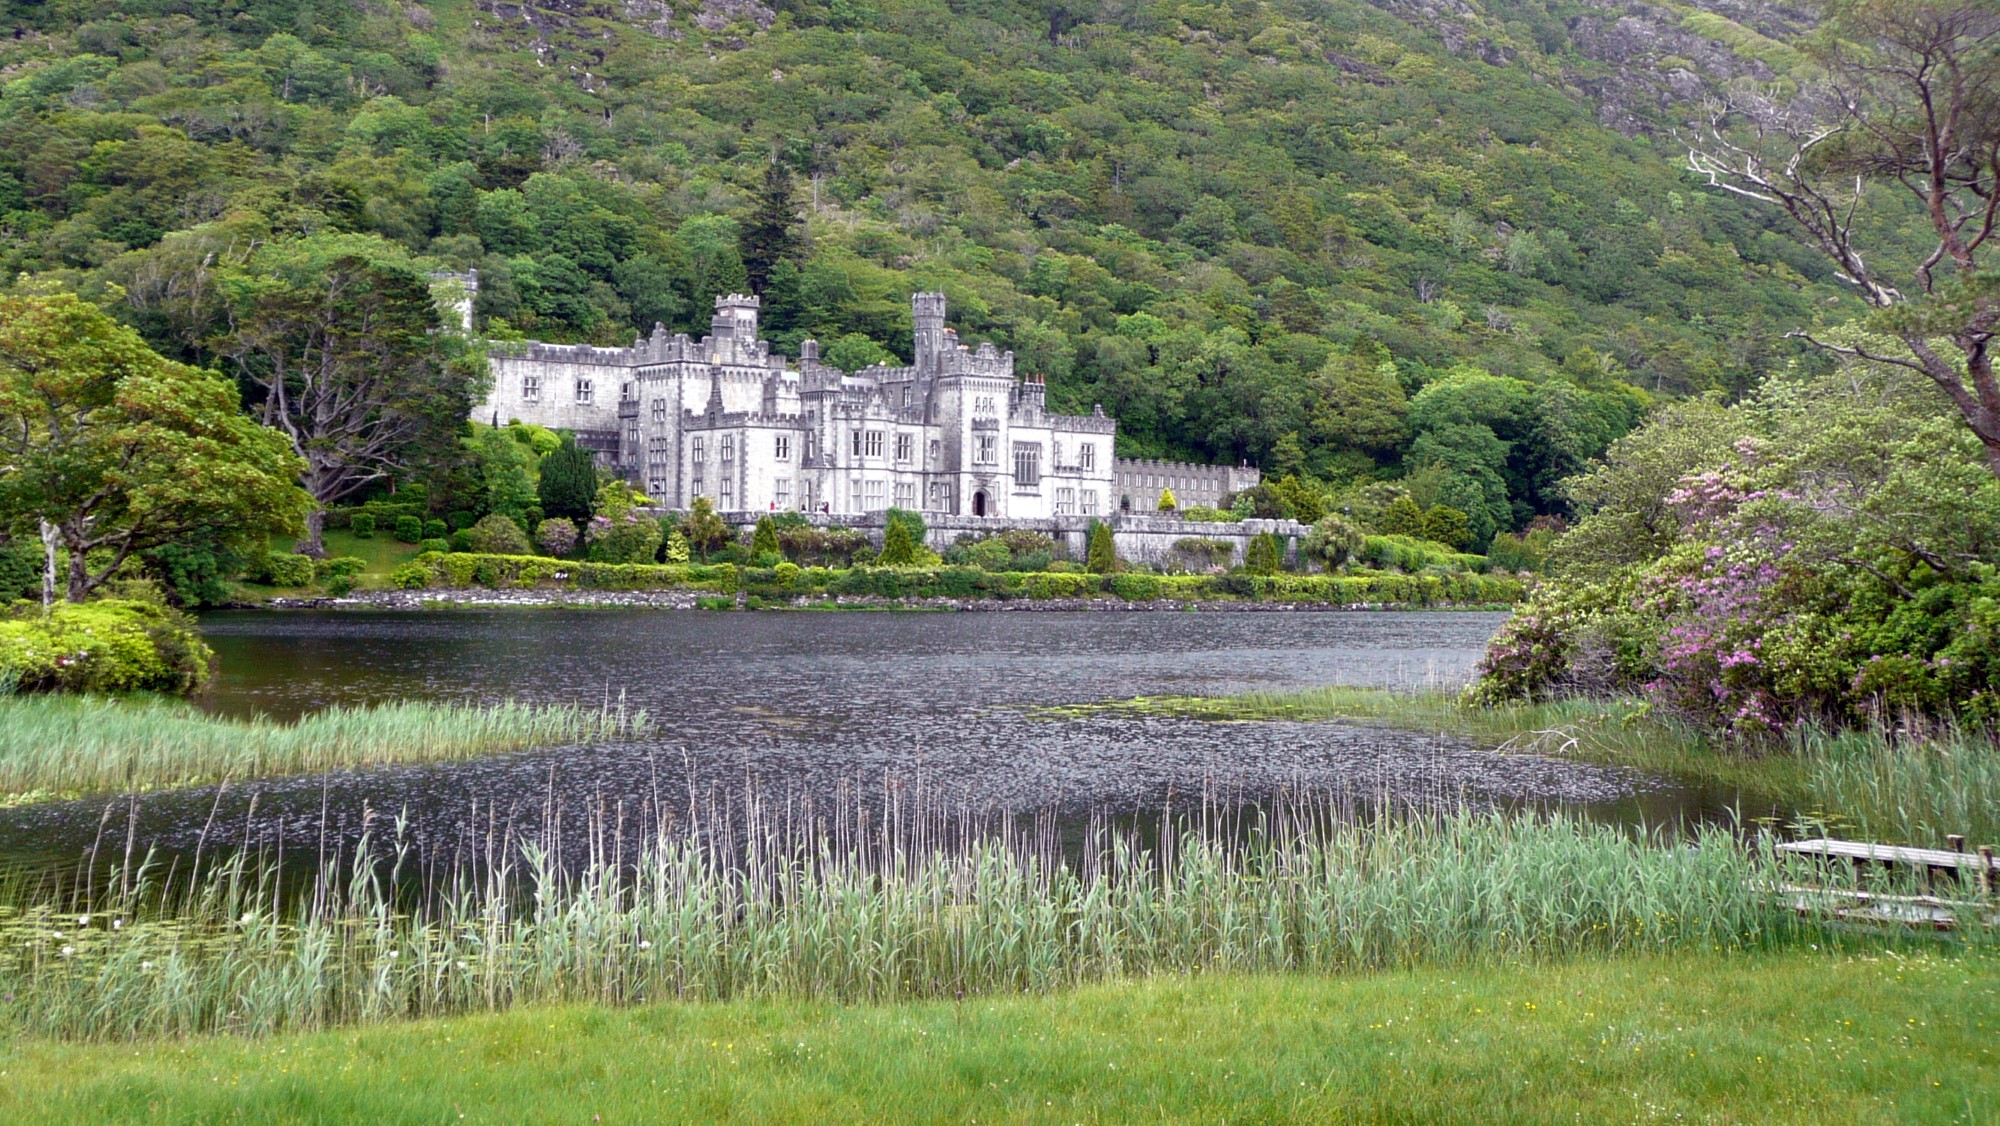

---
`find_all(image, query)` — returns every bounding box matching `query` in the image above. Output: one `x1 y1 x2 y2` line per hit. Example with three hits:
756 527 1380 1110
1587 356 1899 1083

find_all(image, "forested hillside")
0 0 1886 537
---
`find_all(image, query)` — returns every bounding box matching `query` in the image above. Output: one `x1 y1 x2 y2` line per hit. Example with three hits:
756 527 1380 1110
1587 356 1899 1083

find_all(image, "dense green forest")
0 0 1894 541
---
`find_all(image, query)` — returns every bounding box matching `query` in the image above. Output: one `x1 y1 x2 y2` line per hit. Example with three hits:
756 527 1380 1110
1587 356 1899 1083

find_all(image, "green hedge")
405 554 1524 605
1357 535 1488 574
259 552 315 588
408 553 742 594
324 500 426 531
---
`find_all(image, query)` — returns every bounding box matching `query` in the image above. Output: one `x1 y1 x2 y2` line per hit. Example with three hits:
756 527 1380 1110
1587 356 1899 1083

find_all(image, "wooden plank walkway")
1772 837 1998 929
1776 885 1999 931
1776 838 1998 872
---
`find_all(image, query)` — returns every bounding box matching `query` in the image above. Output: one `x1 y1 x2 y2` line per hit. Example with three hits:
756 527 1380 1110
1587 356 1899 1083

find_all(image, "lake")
0 609 1736 876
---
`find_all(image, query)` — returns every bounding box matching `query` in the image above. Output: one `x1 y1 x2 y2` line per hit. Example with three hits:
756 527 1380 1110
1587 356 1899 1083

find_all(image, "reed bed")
1796 724 2000 845
0 695 649 801
0 796 1869 1043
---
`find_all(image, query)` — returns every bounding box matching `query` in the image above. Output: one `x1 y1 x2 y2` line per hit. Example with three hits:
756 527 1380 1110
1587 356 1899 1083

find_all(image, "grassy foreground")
1 949 1991 1124
0 695 648 802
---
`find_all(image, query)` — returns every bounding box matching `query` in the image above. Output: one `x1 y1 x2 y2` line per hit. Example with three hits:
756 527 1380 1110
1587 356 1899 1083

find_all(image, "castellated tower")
912 292 947 376
709 293 762 362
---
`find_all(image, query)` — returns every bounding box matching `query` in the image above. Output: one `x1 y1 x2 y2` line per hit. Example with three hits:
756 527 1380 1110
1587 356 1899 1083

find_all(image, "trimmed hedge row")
1358 535 1489 574
400 554 1525 605
393 553 745 593
324 499 426 531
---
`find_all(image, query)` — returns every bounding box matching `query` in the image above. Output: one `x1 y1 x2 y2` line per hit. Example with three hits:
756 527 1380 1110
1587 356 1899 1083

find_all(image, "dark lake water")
0 609 1742 877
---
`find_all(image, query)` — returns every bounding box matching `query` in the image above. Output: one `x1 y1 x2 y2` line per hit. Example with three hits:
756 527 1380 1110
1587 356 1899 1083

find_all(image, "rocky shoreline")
255 588 1512 613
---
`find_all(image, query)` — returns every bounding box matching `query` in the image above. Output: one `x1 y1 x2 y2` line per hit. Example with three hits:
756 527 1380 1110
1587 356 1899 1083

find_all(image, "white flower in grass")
386 949 399 958
111 919 123 930
638 940 652 951
239 913 254 925
76 915 90 926
59 945 74 958
140 961 155 971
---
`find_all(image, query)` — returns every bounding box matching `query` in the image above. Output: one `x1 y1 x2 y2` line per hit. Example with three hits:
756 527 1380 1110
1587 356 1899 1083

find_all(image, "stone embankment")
259 590 1508 613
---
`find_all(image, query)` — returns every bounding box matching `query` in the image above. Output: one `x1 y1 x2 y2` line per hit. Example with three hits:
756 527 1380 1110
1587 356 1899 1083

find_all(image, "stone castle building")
474 290 1258 519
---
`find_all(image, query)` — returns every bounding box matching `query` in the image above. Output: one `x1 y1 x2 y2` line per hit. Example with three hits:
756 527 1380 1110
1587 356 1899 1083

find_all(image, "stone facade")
476 292 1257 520
1113 458 1261 514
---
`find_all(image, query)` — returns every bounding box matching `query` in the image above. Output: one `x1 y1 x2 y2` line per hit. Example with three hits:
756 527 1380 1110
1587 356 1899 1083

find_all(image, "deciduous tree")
1302 515 1363 571
218 246 475 555
678 496 732 562
0 288 309 601
1686 0 2000 476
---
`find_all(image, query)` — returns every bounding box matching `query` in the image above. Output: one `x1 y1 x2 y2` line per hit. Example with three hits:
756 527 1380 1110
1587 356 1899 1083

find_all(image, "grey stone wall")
707 510 1308 569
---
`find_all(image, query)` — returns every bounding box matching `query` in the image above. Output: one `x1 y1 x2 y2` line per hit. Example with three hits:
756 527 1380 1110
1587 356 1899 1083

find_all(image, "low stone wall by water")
264 589 1451 613
709 510 1309 568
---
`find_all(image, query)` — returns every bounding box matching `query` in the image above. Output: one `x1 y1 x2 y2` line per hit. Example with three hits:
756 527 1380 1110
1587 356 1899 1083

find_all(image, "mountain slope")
0 0 1856 481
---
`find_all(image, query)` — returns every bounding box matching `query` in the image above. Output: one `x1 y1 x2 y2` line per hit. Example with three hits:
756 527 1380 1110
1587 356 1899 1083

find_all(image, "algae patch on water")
1025 687 1428 724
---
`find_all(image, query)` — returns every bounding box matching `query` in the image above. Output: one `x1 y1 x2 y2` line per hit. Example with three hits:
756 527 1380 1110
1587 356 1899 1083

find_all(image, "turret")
1017 372 1046 416
429 269 479 334
913 292 947 376
710 293 761 350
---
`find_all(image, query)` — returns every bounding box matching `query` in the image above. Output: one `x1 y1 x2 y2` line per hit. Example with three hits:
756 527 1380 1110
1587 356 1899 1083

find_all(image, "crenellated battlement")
514 341 639 364
1047 412 1117 435
682 407 804 428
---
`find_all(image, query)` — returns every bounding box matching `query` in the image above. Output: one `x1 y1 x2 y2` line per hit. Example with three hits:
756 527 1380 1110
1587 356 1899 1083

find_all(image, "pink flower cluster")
1643 471 1798 735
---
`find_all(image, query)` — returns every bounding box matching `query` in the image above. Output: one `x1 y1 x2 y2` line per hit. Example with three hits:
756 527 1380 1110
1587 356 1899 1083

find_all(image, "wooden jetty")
1773 836 1999 932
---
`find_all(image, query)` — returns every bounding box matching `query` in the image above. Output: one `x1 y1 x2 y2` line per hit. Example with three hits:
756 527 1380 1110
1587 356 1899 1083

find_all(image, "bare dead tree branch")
1684 1 2000 478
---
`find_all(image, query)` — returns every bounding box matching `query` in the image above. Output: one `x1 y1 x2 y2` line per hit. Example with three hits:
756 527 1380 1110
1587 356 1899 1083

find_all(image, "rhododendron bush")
1471 349 2000 735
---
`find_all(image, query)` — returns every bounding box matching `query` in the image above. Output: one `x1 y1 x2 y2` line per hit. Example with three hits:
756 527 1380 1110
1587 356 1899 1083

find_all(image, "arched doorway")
972 490 988 517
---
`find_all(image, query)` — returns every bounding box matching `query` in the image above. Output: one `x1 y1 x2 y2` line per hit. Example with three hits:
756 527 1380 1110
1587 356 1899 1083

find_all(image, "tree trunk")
295 507 326 558
66 540 90 603
38 520 58 611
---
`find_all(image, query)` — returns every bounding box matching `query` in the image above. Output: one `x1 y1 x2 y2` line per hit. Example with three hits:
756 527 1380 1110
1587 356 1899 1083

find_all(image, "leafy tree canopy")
0 288 310 600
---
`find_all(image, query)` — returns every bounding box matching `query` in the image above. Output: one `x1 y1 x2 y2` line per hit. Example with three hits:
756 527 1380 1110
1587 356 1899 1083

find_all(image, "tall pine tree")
538 434 597 523
740 162 802 294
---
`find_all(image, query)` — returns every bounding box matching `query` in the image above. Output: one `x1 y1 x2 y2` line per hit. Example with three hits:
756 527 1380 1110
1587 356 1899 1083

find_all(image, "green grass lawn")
317 529 423 585
3 949 1992 1124
229 530 425 599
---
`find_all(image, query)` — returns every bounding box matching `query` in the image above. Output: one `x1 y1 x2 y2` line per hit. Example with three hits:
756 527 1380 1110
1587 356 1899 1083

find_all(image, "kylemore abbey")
472 284 1259 519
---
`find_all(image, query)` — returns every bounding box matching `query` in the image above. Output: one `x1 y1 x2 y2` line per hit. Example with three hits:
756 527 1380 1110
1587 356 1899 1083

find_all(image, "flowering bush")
0 600 212 695
1471 354 2000 735
535 517 578 558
